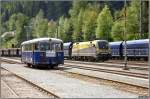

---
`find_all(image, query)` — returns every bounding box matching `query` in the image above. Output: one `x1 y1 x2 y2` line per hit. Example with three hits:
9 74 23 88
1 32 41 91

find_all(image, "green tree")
58 16 66 40
33 9 48 38
57 17 72 42
47 20 57 38
126 0 140 40
72 9 84 42
141 1 148 38
69 1 88 42
8 14 17 31
96 5 113 41
0 1 31 47
82 6 99 41
63 18 72 42
15 13 29 45
111 20 124 41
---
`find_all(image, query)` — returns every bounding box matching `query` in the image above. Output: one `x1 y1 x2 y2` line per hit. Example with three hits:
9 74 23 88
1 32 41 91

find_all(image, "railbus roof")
21 38 63 45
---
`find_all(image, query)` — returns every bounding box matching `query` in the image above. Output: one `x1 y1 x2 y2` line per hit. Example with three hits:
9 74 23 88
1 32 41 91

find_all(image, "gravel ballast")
1 63 138 98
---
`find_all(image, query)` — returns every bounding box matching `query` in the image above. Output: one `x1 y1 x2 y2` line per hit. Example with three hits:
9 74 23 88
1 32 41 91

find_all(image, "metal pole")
24 26 32 41
55 28 57 38
123 0 129 70
24 26 28 41
148 1 150 96
27 29 29 40
57 27 58 39
139 0 142 39
55 27 58 38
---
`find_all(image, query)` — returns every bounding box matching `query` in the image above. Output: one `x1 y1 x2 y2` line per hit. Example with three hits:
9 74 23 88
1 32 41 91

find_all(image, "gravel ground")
1 63 139 98
1 80 18 98
62 66 148 88
52 67 148 96
1 68 54 98
64 62 148 75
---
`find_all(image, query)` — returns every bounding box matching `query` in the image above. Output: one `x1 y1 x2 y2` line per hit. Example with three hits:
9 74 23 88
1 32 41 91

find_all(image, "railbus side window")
25 45 27 51
29 44 31 51
26 44 29 51
25 44 30 51
29 44 32 51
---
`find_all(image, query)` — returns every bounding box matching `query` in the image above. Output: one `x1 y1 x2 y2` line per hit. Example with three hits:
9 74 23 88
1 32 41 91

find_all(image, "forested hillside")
0 0 149 48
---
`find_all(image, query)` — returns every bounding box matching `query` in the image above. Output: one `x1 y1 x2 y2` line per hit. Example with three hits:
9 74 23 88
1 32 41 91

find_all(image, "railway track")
3 56 148 66
1 79 18 98
1 57 148 88
65 60 148 71
1 57 148 79
1 66 60 98
63 63 148 79
3 56 148 69
4 57 148 70
105 60 148 66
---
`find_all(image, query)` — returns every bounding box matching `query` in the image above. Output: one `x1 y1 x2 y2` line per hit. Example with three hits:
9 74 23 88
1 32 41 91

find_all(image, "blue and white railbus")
21 38 64 68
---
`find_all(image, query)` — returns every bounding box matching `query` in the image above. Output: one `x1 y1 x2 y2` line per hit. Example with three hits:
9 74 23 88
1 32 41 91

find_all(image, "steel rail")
65 60 148 70
1 57 148 89
63 64 148 79
1 79 19 97
1 67 60 98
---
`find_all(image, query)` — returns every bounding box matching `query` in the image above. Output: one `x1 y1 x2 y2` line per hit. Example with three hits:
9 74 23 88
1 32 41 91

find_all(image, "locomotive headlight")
96 48 102 53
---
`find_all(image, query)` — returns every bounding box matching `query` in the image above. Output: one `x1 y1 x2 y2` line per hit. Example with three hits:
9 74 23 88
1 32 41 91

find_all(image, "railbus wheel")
27 63 31 67
32 65 37 68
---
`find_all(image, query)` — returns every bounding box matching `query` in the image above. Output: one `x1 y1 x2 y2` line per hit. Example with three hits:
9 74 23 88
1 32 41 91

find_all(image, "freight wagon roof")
109 41 123 49
63 42 73 50
21 38 63 45
73 40 107 44
109 41 123 46
63 42 72 47
126 39 149 45
124 39 149 48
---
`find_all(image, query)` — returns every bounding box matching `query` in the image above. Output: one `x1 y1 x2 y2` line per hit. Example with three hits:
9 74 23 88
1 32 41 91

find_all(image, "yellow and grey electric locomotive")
70 40 110 61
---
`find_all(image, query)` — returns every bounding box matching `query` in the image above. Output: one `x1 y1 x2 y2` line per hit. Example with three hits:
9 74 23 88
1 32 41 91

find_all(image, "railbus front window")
39 42 50 51
51 42 63 51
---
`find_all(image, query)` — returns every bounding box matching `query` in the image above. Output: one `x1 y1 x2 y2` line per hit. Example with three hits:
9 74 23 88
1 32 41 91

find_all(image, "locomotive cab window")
98 41 108 49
